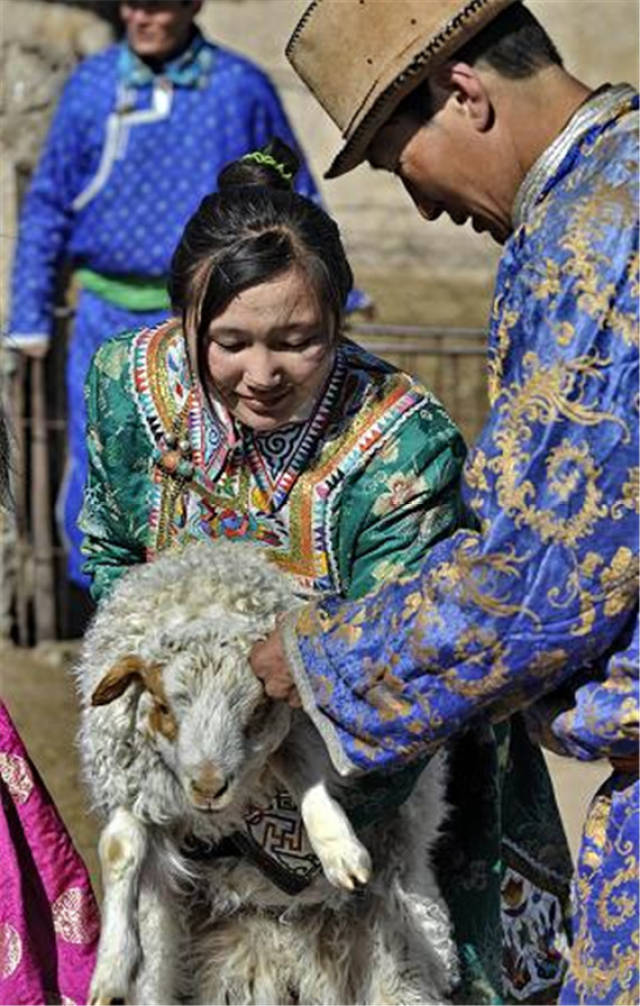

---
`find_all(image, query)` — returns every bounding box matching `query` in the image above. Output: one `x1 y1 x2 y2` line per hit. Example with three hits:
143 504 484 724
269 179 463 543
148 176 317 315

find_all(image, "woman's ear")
433 61 494 132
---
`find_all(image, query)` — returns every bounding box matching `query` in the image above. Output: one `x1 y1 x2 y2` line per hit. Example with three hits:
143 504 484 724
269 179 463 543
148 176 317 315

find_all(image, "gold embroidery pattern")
52 887 99 945
562 778 639 1004
0 923 22 979
491 352 628 547
0 752 34 805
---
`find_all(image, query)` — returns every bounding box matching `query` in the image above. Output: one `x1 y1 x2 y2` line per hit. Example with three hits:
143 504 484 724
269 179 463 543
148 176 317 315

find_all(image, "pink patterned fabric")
0 701 99 1005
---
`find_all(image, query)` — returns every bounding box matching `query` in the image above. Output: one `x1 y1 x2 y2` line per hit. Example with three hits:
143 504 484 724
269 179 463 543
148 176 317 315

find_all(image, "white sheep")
74 539 457 1005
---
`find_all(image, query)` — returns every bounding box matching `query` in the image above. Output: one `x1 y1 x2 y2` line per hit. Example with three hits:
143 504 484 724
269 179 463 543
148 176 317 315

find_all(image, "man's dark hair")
455 2 563 78
394 3 563 122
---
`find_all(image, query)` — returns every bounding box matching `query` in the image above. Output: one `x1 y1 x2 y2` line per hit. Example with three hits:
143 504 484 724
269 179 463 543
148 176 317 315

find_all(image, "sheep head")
91 609 292 816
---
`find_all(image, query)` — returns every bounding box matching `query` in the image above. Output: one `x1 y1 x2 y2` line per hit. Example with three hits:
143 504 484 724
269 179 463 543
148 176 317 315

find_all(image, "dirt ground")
1 639 609 904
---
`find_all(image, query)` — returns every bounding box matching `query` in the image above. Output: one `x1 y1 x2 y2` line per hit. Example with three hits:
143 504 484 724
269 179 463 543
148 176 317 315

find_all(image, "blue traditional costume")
7 27 366 585
282 85 640 1004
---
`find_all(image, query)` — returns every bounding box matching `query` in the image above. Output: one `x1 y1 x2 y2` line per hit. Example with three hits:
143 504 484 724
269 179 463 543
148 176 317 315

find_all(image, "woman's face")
204 265 335 432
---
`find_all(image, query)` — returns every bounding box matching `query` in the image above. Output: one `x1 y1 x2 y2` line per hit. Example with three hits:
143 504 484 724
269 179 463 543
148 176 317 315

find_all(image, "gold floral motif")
487 304 518 404
490 353 628 550
596 854 638 931
564 774 640 1003
0 923 22 979
629 249 640 296
424 535 541 626
602 548 639 616
464 447 490 510
0 752 34 804
531 258 563 302
612 467 640 519
558 178 638 347
554 320 576 346
400 591 423 623
51 887 99 944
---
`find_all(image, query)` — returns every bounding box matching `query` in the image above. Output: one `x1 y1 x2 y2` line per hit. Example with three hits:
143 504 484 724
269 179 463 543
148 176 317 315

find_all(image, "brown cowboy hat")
287 0 517 178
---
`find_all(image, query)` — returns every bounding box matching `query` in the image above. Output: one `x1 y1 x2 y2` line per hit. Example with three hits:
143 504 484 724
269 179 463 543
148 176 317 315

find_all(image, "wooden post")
1 352 29 644
30 356 56 641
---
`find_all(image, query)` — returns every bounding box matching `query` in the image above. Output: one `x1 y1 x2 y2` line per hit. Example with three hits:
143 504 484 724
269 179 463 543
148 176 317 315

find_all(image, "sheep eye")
245 699 272 736
156 701 170 716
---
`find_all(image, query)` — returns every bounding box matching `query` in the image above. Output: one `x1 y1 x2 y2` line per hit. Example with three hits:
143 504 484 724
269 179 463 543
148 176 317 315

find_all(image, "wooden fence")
2 315 488 645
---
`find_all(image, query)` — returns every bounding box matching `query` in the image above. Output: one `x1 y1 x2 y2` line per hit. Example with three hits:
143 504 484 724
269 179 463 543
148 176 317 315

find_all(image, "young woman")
79 140 573 1003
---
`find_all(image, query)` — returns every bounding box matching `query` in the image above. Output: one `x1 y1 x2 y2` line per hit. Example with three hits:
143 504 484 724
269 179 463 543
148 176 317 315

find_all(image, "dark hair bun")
217 137 300 192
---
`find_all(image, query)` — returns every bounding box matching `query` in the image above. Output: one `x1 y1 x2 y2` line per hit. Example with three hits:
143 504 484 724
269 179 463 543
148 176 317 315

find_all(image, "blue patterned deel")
8 30 322 342
286 86 639 1005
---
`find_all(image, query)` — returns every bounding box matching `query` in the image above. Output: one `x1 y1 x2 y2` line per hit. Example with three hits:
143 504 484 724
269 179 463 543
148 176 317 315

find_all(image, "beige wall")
200 0 639 279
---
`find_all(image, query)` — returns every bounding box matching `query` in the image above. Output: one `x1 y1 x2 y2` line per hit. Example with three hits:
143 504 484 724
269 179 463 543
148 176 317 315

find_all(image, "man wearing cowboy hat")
250 2 639 1003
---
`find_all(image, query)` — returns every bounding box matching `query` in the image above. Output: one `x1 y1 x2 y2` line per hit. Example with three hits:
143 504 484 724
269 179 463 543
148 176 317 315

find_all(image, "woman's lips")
239 389 291 411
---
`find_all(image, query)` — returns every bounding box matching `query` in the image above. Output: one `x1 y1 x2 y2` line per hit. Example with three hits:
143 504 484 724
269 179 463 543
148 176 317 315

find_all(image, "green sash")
76 268 171 312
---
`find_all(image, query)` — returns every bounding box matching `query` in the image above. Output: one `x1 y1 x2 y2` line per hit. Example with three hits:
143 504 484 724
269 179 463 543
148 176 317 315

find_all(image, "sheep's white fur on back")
75 540 458 1005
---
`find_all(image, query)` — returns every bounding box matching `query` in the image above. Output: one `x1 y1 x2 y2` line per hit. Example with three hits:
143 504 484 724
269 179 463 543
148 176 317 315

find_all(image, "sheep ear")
91 655 147 706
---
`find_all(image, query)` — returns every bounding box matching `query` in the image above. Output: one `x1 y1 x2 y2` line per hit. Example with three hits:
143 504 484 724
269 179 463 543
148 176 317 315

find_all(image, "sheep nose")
189 772 229 802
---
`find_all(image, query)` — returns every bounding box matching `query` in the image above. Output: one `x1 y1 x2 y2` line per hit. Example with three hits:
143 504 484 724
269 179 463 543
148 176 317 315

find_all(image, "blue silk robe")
284 85 639 1005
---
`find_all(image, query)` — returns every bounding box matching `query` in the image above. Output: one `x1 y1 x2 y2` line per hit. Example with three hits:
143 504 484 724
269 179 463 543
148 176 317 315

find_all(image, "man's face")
367 81 512 245
120 2 200 61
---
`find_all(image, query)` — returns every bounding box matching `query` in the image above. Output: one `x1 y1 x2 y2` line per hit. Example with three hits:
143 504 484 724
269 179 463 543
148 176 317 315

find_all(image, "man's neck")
511 66 592 182
132 26 197 72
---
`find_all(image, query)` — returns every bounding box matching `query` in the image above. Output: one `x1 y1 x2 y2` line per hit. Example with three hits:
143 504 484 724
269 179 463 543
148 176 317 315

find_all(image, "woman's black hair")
168 137 353 389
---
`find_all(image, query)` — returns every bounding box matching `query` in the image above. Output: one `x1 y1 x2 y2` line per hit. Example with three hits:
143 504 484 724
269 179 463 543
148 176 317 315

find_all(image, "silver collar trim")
512 83 636 230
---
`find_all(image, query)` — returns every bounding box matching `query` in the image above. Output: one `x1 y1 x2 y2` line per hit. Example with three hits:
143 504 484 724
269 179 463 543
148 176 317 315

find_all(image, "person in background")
250 2 639 1004
0 417 99 1004
6 0 370 589
78 137 573 1005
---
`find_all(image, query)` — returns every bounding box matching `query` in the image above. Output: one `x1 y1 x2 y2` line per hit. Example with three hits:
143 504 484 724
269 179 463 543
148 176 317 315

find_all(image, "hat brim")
320 0 517 179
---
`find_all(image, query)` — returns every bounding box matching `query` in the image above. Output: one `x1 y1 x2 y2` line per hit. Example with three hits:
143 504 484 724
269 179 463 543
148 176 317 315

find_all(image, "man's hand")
250 626 301 707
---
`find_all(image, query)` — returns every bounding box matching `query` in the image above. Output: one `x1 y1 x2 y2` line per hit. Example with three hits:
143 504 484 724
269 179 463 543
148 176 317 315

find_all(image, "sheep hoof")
89 978 128 1005
321 839 372 891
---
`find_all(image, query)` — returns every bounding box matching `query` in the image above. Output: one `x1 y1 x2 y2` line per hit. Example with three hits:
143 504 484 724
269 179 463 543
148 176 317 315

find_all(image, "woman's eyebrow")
209 321 320 339
209 327 248 337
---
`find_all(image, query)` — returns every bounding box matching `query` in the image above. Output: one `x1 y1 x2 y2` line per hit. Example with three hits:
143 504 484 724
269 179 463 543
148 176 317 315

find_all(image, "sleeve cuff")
280 609 362 778
3 333 50 350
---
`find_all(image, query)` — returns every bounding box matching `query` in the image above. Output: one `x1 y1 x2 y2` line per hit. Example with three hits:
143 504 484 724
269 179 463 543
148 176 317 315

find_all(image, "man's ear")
432 61 493 132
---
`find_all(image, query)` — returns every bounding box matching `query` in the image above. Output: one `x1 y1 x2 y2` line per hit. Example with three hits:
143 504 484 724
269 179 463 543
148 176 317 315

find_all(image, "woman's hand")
250 627 301 707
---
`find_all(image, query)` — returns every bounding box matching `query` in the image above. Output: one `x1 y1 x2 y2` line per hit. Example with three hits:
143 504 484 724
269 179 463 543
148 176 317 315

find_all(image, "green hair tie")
241 150 294 184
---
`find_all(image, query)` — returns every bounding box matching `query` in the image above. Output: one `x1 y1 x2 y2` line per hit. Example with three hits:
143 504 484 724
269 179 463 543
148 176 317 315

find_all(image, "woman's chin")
235 405 295 432
232 395 314 432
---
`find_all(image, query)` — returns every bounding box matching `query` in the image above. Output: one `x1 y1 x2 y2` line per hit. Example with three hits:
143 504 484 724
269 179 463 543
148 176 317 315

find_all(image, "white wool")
75 540 458 1005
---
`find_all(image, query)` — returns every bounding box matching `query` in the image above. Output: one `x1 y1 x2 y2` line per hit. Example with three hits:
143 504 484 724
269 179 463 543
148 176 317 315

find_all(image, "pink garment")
0 701 99 1005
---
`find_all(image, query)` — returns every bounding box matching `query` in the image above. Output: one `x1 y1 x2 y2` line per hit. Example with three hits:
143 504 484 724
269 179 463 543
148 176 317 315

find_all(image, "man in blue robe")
251 2 639 1002
6 0 369 587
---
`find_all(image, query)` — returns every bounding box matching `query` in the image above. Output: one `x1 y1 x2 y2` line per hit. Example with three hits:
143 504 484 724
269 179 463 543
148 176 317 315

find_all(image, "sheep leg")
272 717 371 890
89 806 148 1006
299 780 371 889
132 851 185 1005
